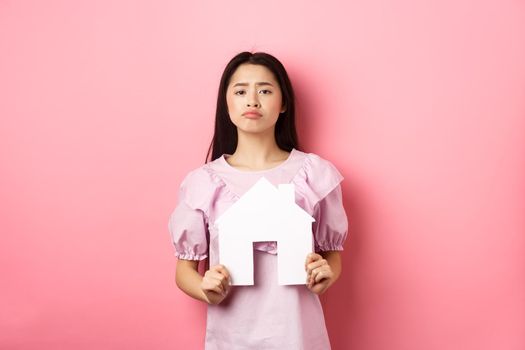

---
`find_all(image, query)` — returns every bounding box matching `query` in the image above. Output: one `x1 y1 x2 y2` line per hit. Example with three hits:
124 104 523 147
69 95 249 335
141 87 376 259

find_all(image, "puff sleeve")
167 169 211 261
312 184 348 252
294 153 348 252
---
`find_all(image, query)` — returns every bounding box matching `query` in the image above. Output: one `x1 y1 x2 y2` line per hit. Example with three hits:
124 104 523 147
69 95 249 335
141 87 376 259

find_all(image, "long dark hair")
205 51 299 163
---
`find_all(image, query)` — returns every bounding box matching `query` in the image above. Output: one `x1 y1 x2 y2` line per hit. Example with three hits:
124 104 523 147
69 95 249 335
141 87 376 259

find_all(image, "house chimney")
278 184 295 204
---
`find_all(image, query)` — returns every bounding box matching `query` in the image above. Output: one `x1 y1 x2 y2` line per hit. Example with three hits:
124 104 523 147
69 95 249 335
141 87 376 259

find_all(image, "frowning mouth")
242 112 262 119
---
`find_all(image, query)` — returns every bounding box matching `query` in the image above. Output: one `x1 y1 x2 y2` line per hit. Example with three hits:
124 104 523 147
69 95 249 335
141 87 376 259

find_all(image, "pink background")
1 0 525 349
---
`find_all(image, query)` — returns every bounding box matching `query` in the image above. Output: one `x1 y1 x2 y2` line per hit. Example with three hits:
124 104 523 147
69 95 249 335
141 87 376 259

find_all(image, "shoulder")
296 150 344 181
178 161 223 211
180 154 228 185
292 150 344 205
180 163 214 189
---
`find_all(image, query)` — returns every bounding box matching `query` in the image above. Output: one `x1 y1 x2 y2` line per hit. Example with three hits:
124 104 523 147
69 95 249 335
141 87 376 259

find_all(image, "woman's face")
226 63 286 136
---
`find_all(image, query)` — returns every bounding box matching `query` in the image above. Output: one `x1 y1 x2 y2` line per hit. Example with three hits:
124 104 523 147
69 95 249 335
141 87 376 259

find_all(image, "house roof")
215 176 314 226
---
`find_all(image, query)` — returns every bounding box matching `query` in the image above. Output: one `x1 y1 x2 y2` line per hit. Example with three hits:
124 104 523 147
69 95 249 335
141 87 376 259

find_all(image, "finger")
213 276 229 295
306 260 327 286
308 270 319 289
206 270 225 281
306 259 327 275
308 268 319 288
212 265 232 286
309 266 331 287
206 271 229 291
306 252 321 264
305 252 322 268
217 274 230 293
202 278 225 295
314 268 332 283
310 279 330 294
213 265 231 281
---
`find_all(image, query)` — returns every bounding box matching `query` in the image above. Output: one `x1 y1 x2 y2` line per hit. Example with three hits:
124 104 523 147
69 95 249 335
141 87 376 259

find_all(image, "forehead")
229 64 278 85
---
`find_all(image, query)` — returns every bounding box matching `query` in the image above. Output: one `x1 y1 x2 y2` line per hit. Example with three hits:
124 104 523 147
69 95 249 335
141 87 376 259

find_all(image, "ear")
281 103 287 114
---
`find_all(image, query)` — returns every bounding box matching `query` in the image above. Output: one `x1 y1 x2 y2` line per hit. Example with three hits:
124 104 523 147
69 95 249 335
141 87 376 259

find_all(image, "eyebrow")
232 82 275 87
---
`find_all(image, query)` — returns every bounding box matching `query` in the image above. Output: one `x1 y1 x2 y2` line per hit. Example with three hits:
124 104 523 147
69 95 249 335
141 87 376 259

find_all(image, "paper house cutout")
214 177 315 286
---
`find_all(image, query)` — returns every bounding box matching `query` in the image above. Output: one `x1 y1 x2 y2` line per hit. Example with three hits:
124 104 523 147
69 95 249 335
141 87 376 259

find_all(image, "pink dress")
168 148 348 350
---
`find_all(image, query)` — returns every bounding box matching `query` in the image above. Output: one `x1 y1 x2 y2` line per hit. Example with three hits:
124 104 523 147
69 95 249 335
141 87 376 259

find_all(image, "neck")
230 128 288 169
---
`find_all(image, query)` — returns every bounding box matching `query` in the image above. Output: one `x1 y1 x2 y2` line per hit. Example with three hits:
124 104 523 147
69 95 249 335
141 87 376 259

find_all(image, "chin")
237 125 276 135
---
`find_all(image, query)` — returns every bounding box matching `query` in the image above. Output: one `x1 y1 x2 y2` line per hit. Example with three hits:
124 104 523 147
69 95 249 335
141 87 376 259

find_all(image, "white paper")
214 177 314 285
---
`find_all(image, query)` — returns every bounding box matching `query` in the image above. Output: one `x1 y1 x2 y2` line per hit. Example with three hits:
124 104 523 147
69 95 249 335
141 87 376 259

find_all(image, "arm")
305 250 342 295
175 259 231 305
305 181 347 294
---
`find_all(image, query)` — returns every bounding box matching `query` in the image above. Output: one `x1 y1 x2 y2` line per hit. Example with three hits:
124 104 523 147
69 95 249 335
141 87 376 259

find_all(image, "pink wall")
1 0 524 349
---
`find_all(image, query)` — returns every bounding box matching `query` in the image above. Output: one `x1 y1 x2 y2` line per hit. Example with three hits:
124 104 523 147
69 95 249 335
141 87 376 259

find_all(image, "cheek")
271 95 284 111
226 96 240 113
226 95 232 112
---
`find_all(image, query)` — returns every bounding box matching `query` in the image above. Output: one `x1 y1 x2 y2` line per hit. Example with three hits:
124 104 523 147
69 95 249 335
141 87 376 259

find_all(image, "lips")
242 111 262 118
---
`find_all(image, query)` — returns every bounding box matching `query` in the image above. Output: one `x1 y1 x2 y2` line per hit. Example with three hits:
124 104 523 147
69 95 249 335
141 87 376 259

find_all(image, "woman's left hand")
305 252 335 295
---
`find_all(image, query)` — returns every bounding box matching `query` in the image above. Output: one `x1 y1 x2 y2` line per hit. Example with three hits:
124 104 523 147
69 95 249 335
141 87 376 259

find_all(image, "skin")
175 63 343 304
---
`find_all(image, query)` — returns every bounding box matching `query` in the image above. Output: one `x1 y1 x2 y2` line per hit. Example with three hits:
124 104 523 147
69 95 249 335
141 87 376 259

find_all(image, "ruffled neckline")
218 148 298 174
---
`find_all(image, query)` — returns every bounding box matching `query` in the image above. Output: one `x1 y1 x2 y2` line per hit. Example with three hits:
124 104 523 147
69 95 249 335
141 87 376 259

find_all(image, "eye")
259 89 272 94
234 90 245 95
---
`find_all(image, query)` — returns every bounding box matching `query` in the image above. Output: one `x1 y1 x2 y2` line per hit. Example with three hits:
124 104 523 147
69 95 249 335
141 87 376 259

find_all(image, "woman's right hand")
200 264 231 305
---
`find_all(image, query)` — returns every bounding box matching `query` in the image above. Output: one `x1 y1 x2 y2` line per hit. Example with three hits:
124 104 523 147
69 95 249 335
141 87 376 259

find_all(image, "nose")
246 89 260 107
